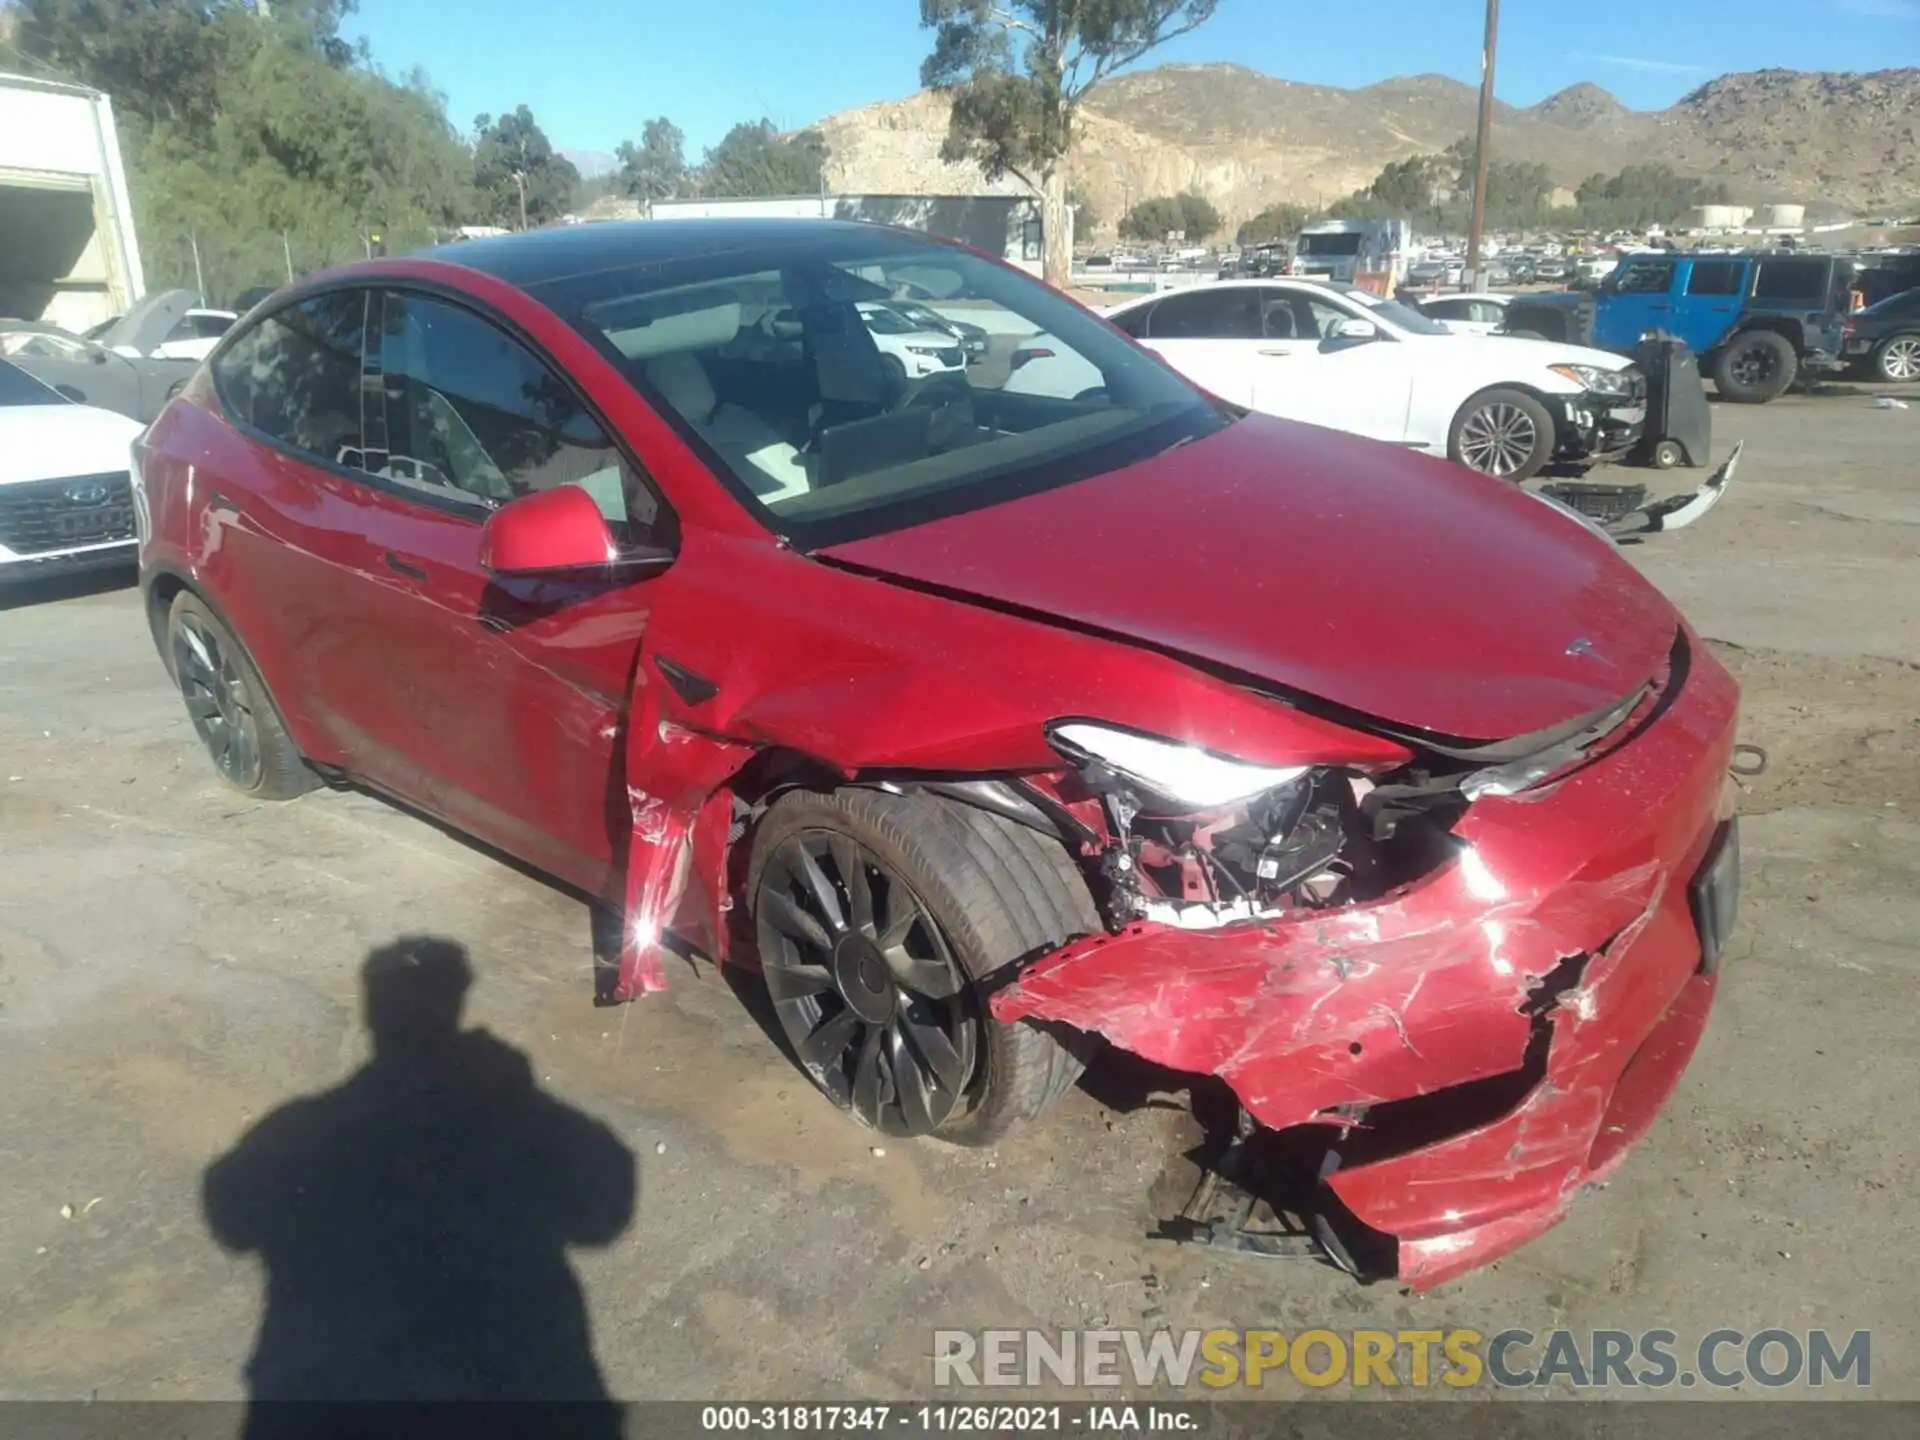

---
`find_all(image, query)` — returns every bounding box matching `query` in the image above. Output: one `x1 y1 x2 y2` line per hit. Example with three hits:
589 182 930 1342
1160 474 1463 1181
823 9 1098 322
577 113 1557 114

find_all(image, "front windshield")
0 326 99 361
548 230 1224 547
1341 289 1451 336
1300 233 1365 257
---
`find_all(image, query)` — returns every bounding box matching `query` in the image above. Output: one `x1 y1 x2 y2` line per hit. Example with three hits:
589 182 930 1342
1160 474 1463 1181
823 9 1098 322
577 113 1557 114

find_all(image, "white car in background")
855 302 968 381
0 360 145 584
1007 279 1645 480
1415 292 1512 336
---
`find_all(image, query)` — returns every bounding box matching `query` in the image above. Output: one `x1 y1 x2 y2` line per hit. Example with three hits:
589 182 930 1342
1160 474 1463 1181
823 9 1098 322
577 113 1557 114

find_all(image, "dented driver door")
347 287 664 899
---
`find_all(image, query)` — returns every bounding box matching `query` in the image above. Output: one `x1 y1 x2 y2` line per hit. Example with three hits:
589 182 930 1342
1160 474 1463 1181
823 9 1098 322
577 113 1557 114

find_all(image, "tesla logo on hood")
1565 636 1603 660
62 479 112 506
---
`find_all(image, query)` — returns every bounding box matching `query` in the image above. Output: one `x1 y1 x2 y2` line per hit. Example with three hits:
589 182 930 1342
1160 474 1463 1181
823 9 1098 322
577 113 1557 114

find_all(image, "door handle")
384 552 428 581
1257 348 1292 357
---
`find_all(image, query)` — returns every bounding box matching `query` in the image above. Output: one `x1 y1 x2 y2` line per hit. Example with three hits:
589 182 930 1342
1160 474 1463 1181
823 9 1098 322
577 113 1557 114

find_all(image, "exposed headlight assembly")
1548 362 1634 396
1048 722 1308 810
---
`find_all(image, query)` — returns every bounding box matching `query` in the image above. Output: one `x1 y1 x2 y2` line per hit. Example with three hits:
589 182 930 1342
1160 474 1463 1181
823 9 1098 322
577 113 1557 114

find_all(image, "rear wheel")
167 592 314 800
748 788 1098 1144
1713 330 1797 403
1874 334 1920 383
1449 387 1555 480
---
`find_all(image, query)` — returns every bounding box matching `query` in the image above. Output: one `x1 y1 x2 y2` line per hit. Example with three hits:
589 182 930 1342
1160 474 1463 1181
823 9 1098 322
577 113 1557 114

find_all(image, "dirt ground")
1 385 1916 1406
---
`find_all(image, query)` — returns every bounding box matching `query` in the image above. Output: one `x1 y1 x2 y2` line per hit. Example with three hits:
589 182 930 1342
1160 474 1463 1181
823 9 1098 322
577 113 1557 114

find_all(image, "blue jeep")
1503 251 1853 403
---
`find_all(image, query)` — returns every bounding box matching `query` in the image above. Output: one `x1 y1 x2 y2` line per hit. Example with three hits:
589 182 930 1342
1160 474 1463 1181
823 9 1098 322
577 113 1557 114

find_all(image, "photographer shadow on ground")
202 937 636 1433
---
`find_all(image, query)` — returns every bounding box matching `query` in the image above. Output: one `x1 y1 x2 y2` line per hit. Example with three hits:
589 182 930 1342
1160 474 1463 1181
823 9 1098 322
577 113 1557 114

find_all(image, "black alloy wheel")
173 608 264 789
757 830 978 1137
166 591 315 800
1713 330 1797 403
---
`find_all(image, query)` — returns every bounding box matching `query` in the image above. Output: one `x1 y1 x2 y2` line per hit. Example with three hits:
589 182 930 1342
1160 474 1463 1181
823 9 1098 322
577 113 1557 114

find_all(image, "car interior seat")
643 351 810 505
803 302 901 438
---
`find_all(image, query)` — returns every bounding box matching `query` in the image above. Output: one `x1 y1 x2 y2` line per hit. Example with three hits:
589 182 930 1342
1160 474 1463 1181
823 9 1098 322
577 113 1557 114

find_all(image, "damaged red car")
135 220 1741 1290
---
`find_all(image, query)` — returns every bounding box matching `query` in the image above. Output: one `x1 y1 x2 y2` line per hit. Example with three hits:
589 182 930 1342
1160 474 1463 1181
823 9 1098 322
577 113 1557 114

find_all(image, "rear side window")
369 292 656 530
1752 259 1827 302
1145 288 1263 340
1686 260 1745 297
213 293 368 467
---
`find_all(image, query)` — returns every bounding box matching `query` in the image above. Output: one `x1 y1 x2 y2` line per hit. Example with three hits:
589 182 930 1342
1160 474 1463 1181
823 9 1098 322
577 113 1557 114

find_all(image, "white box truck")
0 73 145 331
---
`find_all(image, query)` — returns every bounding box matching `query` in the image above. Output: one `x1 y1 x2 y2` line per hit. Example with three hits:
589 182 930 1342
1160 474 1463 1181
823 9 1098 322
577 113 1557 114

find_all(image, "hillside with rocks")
814 63 1920 234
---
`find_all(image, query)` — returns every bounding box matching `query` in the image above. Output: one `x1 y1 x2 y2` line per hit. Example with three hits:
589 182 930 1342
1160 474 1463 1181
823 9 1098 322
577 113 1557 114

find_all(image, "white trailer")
0 73 145 331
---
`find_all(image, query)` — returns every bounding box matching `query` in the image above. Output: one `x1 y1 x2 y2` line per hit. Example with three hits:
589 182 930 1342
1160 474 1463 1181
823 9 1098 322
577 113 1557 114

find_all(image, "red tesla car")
135 220 1740 1288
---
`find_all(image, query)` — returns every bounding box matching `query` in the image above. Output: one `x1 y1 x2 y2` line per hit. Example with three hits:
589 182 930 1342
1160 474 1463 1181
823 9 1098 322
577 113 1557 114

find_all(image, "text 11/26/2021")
700 1405 1199 1432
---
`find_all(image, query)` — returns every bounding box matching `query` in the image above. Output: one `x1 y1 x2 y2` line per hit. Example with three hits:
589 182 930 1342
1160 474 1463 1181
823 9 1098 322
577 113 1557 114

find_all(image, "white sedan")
1007 279 1644 480
0 360 145 585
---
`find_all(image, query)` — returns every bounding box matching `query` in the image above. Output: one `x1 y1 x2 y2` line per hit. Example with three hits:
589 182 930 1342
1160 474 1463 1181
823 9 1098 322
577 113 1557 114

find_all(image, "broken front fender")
994 637 1740 1287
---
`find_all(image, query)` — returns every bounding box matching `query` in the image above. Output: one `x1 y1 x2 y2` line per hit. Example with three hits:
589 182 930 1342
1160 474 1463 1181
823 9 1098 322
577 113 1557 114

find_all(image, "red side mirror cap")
480 486 620 576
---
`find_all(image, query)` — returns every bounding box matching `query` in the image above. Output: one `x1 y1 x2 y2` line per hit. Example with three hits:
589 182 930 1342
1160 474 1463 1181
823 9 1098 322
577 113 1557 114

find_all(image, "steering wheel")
897 372 976 446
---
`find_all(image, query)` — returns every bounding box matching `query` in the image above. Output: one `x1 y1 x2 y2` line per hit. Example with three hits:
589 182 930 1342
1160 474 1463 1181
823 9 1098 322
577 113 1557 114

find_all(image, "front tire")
1874 334 1920 383
1713 330 1797 403
168 592 314 800
1449 387 1555 480
748 788 1099 1145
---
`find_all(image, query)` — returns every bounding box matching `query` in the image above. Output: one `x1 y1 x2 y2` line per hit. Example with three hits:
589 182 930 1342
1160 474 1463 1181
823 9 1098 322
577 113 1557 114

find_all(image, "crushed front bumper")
1550 380 1646 464
994 634 1739 1289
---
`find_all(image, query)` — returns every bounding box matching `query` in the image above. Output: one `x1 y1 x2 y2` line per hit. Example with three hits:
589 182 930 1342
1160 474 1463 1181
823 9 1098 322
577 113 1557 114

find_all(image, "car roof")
417 218 940 291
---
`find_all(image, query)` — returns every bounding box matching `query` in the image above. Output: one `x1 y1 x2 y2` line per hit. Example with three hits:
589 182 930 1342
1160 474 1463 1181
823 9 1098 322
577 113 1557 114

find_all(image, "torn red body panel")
995 642 1739 1289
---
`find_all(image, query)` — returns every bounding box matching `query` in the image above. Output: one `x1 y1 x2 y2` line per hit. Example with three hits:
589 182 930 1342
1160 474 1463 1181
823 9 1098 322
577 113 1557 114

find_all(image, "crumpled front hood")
820 414 1678 741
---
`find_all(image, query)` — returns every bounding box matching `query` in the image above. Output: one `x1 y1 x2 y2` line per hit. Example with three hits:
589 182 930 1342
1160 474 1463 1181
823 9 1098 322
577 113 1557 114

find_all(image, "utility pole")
282 231 294 283
514 170 529 232
1465 0 1500 290
189 231 206 306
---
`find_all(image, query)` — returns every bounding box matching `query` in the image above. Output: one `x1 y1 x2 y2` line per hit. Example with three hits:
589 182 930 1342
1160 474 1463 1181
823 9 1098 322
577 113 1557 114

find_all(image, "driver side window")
368 292 658 532
1295 295 1358 340
1614 260 1676 296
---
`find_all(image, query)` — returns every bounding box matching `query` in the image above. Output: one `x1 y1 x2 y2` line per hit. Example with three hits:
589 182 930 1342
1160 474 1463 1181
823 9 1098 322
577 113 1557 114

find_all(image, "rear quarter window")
1751 259 1829 304
212 293 368 467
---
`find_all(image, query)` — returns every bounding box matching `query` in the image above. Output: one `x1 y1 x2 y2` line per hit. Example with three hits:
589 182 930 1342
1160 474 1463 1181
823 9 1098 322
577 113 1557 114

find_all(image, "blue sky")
347 0 1917 159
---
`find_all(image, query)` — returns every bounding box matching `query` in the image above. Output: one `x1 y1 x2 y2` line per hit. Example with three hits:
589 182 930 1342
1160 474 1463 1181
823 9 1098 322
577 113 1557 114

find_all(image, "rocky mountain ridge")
813 63 1920 232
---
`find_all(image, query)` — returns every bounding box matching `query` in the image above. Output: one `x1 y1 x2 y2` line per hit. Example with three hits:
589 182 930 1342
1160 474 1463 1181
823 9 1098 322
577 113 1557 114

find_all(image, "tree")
473 106 578 229
1118 194 1180 241
1120 190 1218 242
919 0 1221 285
15 0 476 302
697 119 828 198
1237 201 1313 245
15 0 360 139
615 117 689 207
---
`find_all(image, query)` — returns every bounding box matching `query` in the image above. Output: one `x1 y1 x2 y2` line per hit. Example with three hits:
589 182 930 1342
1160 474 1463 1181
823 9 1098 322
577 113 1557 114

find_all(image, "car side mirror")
1329 318 1379 342
480 485 674 578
